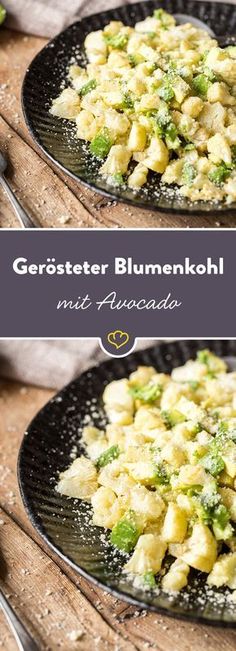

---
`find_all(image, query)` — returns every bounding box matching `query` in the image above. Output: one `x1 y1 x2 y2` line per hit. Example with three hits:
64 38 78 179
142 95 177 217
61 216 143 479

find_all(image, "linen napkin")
3 0 231 37
3 0 138 37
0 339 157 389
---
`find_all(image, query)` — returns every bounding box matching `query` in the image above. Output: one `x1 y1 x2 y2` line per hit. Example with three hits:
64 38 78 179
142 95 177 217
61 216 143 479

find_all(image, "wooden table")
0 379 236 650
1 28 236 229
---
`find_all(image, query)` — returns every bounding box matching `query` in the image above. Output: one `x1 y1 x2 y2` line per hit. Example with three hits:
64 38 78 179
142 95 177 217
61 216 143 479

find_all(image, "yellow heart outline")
107 330 130 350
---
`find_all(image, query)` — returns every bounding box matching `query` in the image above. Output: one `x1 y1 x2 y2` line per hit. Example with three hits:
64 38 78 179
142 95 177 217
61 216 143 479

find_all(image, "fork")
0 151 37 228
0 587 39 650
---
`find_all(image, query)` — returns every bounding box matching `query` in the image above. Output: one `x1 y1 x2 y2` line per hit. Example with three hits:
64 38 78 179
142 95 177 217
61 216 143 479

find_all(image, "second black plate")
18 340 236 626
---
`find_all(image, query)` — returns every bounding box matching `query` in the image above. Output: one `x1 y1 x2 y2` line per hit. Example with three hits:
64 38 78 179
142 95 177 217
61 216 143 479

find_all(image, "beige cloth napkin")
4 0 137 37
0 340 157 389
3 0 232 37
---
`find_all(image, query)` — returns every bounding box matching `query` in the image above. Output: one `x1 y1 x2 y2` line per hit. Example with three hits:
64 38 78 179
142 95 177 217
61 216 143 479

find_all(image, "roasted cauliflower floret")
56 456 98 500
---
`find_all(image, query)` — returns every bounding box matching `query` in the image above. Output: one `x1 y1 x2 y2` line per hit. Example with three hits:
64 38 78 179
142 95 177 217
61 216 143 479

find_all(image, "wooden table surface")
0 379 236 651
1 27 236 230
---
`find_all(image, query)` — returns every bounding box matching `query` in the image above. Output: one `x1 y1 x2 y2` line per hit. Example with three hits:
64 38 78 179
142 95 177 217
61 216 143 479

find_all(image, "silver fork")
0 151 37 229
0 587 39 650
174 13 236 46
174 13 215 36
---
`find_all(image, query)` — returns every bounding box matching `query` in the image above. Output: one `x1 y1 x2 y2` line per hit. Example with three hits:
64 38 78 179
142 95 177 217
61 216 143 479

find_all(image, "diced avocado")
79 79 97 97
198 486 232 539
128 54 143 67
104 32 128 50
181 163 197 186
158 84 175 103
161 409 186 429
192 73 211 97
90 128 113 159
110 511 141 552
212 504 233 540
96 444 120 469
112 172 125 186
165 122 181 150
143 571 156 588
156 105 172 128
153 462 170 485
208 162 232 186
130 381 162 403
200 451 225 477
122 92 134 110
0 4 6 25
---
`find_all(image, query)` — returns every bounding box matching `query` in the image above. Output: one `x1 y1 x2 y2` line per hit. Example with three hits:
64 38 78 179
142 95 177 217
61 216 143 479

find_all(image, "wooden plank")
1 380 236 651
1 28 235 229
0 507 135 651
0 116 100 228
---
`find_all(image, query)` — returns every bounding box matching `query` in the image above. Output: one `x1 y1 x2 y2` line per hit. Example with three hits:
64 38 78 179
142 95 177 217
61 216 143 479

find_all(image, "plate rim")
17 340 236 627
21 0 236 217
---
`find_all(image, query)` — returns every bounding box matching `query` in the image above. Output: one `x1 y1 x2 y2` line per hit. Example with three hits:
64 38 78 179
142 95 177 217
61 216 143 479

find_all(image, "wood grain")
1 379 236 650
1 28 236 229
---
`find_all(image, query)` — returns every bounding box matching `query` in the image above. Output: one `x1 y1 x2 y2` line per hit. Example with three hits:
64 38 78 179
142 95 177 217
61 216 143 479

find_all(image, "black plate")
22 0 236 216
18 340 236 626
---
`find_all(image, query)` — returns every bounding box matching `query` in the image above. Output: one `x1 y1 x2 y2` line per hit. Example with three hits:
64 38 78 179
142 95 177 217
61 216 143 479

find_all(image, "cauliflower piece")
128 123 147 152
175 396 205 422
161 443 186 468
224 175 236 203
220 487 236 522
91 486 124 528
127 76 147 95
50 88 81 120
100 145 131 177
103 378 134 425
106 424 125 449
129 485 165 522
199 102 226 134
56 456 98 500
142 136 169 173
207 552 236 588
104 109 130 135
181 96 204 118
169 523 217 573
76 111 103 141
162 559 190 592
124 461 158 484
161 159 184 185
162 503 188 543
205 47 236 85
124 534 167 574
82 425 108 460
225 124 236 145
171 359 207 382
134 405 166 434
207 82 236 106
135 94 160 113
172 464 208 488
85 30 107 64
222 442 236 478
172 76 190 104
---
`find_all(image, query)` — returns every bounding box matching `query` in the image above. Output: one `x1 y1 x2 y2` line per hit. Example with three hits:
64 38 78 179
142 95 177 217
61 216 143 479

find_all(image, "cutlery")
0 151 37 229
0 587 39 651
174 13 215 36
174 13 236 47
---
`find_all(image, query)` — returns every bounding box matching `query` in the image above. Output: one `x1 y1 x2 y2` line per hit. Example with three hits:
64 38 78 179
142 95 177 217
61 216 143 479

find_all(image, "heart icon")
107 330 130 350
